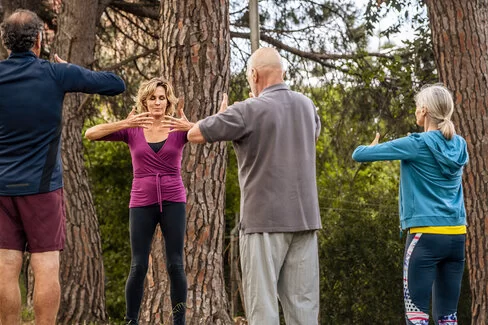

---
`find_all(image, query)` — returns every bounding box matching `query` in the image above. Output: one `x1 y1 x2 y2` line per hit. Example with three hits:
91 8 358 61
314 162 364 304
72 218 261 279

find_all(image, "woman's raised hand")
125 108 154 129
369 132 380 146
162 98 195 132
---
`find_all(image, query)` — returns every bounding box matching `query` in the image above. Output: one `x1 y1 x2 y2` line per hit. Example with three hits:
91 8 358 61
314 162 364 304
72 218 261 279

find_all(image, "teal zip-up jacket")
352 131 469 230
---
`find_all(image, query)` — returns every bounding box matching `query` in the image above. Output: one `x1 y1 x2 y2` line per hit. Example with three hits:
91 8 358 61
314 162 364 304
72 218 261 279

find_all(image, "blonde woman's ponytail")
415 84 456 140
438 118 455 140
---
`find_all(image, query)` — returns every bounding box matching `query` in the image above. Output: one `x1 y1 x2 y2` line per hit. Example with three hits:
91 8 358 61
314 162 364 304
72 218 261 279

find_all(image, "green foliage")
230 0 366 78
222 74 248 318
224 71 249 222
310 82 470 323
319 202 405 323
21 307 35 322
364 0 428 39
83 122 133 321
80 1 472 323
319 161 405 322
310 83 404 323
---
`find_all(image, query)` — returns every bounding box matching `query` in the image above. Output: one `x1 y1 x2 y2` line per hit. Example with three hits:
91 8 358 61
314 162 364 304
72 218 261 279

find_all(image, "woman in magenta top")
85 77 194 325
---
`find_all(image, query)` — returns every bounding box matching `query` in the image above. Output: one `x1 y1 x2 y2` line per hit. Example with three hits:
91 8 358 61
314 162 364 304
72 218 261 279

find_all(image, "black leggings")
125 201 187 324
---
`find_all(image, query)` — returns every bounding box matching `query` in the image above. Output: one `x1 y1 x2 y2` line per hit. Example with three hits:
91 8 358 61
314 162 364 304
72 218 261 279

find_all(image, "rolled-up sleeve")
199 104 248 143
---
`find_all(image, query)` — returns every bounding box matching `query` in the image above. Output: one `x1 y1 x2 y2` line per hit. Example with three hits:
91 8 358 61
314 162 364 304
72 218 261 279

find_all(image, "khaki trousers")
240 230 320 325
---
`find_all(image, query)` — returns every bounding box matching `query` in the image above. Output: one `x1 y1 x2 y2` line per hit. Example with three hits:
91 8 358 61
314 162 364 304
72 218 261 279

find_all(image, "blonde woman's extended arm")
85 109 153 140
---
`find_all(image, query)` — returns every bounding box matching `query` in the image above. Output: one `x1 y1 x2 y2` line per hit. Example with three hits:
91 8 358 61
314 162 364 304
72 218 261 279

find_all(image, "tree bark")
139 1 233 324
0 1 6 59
425 1 488 324
51 0 109 323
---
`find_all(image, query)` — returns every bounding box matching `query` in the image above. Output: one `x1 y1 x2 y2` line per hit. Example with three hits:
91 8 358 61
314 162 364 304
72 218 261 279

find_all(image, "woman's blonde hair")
135 77 178 116
414 83 456 140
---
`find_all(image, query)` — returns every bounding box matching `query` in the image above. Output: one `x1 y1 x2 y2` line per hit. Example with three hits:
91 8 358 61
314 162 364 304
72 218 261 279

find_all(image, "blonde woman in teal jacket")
353 84 468 325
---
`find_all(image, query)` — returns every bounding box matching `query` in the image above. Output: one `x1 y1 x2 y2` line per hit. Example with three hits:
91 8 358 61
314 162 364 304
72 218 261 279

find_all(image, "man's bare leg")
0 248 23 325
31 251 60 325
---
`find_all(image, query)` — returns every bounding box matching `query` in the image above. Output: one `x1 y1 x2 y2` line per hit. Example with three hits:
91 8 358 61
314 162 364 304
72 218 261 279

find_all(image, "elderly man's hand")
219 93 228 113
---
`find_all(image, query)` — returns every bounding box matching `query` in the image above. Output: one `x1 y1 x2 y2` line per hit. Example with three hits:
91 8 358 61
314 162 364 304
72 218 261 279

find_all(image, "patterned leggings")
403 233 465 325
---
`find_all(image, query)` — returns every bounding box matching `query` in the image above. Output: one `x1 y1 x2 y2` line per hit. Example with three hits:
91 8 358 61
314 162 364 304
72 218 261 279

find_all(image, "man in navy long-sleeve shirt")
0 9 125 324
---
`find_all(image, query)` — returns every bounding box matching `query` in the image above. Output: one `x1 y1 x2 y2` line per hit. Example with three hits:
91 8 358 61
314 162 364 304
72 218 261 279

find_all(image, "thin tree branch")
104 8 152 50
230 6 247 16
230 31 394 61
134 58 152 80
232 23 325 34
109 6 158 39
109 0 158 20
97 0 114 22
231 31 349 74
101 47 158 71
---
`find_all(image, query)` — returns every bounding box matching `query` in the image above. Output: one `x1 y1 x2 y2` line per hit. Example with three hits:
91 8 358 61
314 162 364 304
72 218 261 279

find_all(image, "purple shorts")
0 188 66 253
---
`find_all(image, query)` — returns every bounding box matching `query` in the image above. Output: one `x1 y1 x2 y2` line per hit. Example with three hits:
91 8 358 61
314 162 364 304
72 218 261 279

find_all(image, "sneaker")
125 320 138 325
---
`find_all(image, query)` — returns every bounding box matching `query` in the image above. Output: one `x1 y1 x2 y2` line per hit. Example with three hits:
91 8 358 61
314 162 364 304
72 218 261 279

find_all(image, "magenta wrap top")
100 128 188 210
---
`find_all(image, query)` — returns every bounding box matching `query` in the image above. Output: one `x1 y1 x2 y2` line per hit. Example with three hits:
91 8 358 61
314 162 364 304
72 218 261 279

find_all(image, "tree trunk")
52 0 108 323
139 1 232 324
0 1 6 59
425 1 488 324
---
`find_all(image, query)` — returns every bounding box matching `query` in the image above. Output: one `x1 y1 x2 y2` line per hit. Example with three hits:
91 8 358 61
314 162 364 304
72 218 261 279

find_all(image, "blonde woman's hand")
124 108 154 128
162 98 195 132
370 132 380 146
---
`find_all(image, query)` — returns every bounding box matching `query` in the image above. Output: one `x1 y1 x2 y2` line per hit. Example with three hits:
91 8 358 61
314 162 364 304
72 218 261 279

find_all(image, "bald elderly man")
165 47 321 324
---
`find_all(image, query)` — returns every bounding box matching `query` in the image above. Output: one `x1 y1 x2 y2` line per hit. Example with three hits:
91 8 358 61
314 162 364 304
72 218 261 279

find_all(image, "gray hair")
415 83 456 140
0 9 43 53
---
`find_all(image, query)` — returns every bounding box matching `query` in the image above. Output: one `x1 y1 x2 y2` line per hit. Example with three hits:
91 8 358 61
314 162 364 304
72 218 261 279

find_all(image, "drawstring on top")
156 173 163 212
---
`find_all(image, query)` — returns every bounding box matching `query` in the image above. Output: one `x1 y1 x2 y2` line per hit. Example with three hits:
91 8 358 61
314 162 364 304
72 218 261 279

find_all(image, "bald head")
246 47 285 96
248 47 284 72
1 9 43 53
